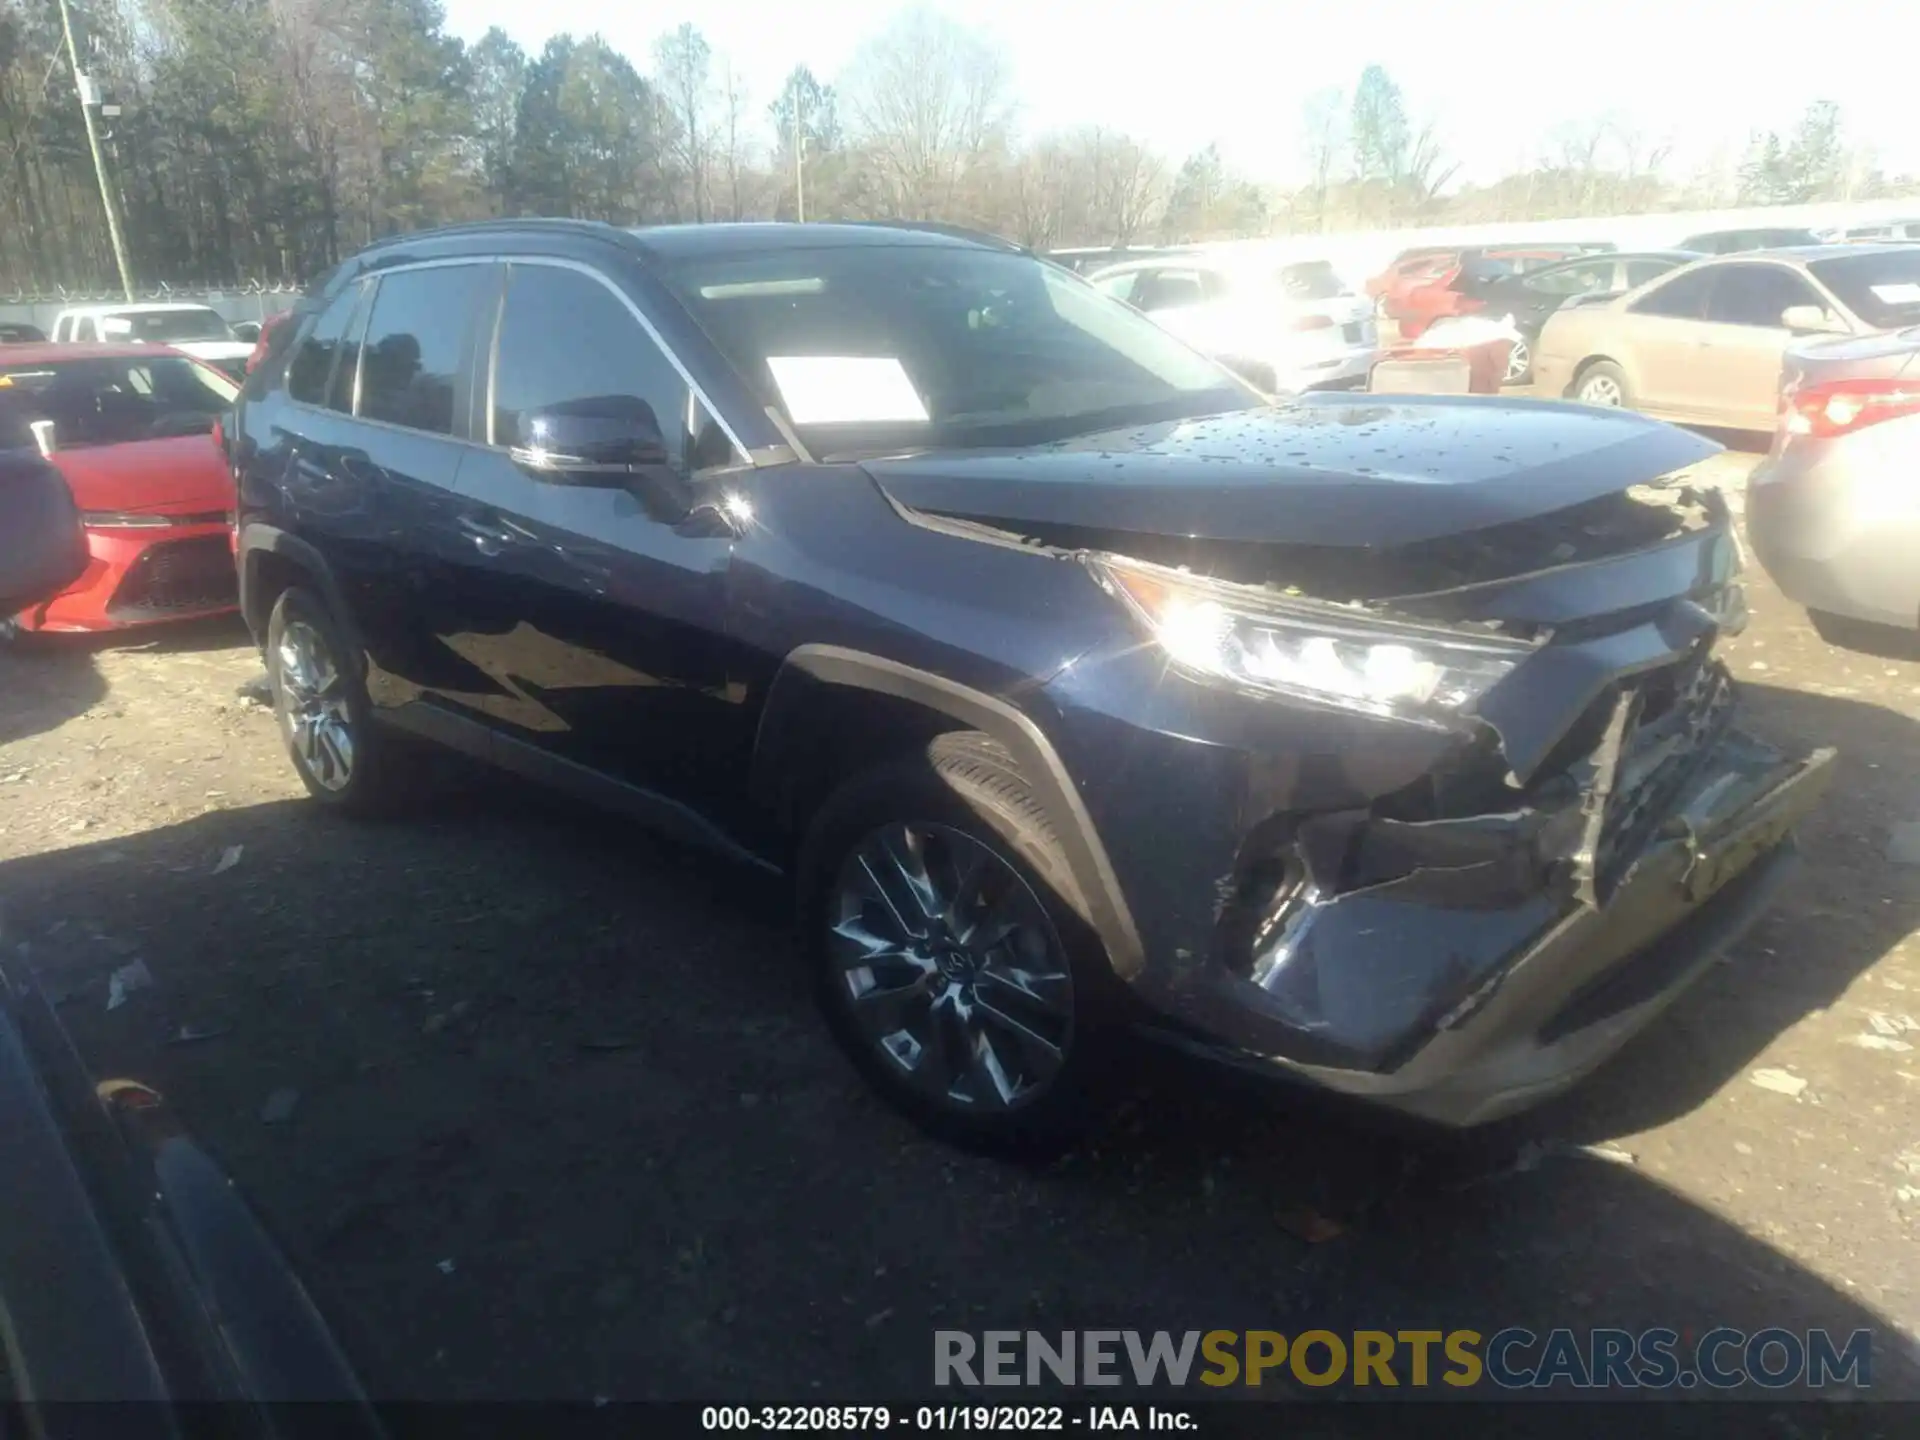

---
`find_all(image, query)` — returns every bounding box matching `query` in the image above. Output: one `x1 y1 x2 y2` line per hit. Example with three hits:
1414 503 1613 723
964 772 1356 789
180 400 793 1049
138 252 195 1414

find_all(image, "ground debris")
105 958 154 1011
260 1088 300 1124
1749 1067 1809 1098
1276 1205 1347 1244
166 1022 233 1046
1853 1034 1915 1053
212 844 244 876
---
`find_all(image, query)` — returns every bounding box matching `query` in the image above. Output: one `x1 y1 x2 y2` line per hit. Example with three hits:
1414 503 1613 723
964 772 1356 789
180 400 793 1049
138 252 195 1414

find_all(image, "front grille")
106 535 238 621
1591 651 1736 889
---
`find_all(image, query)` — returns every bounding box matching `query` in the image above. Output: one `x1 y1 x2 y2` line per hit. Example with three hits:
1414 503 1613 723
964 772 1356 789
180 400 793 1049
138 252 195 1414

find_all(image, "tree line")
1 0 1908 294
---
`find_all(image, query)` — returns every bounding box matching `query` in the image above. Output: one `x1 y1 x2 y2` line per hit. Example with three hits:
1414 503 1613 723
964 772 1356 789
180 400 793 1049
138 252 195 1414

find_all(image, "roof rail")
849 220 1028 253
357 216 633 250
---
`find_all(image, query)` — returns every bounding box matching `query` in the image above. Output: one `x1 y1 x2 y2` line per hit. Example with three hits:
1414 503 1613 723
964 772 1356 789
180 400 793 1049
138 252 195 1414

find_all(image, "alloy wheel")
826 821 1074 1112
275 619 355 791
1578 373 1624 406
1503 338 1531 385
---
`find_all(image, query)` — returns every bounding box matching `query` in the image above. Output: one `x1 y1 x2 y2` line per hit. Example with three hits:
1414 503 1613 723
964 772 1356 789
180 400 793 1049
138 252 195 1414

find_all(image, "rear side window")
356 266 489 436
1631 267 1716 319
488 263 697 465
1091 271 1140 303
1704 264 1820 328
286 287 364 409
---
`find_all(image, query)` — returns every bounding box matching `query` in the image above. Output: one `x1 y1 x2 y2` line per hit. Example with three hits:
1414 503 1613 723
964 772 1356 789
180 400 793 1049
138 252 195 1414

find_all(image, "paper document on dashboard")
767 356 930 425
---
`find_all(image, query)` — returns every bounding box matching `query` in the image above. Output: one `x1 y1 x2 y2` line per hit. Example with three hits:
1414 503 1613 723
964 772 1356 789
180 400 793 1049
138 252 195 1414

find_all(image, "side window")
1625 259 1677 289
286 285 364 408
1132 268 1212 311
1630 267 1716 320
1704 264 1821 328
1091 271 1139 304
488 263 700 467
1526 262 1609 296
356 265 490 436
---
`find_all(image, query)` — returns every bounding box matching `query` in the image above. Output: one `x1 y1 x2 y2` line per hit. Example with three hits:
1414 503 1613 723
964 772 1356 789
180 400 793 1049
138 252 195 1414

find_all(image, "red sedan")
1 344 238 634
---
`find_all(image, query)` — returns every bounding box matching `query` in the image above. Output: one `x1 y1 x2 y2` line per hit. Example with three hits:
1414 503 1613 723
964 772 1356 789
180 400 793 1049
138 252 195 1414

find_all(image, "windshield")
0 354 239 449
1809 250 1920 329
659 244 1255 454
100 309 236 344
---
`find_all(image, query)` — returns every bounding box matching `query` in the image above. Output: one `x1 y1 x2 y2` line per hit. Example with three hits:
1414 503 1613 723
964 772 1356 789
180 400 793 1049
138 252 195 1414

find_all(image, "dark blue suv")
229 219 1833 1154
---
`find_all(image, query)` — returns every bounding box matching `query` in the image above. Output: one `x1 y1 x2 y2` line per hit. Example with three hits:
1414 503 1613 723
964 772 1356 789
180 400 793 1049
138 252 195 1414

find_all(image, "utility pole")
56 0 134 300
793 85 806 224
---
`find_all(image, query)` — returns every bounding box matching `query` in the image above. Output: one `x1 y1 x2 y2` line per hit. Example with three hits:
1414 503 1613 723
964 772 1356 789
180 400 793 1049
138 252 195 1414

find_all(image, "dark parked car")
1459 250 1703 383
1 320 49 343
1678 227 1824 255
1366 242 1617 338
230 219 1833 1154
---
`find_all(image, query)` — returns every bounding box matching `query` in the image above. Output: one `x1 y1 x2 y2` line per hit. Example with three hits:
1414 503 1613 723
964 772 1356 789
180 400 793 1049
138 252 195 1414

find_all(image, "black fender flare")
751 644 1146 981
237 524 361 657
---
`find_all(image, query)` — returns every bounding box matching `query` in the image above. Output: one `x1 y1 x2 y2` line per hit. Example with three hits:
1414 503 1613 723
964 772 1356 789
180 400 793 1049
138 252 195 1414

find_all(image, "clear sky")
441 0 1918 189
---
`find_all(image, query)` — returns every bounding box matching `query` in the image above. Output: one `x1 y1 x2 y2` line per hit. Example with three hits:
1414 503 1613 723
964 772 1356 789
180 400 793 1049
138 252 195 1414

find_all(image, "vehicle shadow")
1 716 1915 1403
1 615 252 748
0 637 108 748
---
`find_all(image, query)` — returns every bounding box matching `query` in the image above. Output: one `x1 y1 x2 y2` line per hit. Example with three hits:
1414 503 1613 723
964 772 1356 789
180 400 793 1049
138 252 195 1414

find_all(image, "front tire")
265 587 405 816
1572 359 1631 408
798 733 1122 1158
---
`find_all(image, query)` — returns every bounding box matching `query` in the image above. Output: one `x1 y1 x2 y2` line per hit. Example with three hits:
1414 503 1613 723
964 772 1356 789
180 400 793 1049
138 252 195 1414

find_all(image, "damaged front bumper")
1121 718 1835 1127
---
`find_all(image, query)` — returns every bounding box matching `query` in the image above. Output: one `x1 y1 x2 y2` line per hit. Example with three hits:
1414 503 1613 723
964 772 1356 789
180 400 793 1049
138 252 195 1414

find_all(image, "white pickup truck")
48 302 255 376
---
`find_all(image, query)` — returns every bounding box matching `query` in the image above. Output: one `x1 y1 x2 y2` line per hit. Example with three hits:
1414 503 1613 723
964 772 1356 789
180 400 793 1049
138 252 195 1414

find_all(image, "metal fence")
0 282 304 336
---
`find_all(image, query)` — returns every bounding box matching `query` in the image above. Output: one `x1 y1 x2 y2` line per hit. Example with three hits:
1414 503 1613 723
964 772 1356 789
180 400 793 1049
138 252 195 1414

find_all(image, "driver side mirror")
509 399 691 522
1781 305 1848 335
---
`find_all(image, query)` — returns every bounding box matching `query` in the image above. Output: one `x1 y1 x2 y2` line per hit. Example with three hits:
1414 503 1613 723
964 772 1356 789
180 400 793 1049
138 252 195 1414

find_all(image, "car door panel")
283 262 494 716
1620 267 1719 418
1690 264 1827 430
444 259 752 815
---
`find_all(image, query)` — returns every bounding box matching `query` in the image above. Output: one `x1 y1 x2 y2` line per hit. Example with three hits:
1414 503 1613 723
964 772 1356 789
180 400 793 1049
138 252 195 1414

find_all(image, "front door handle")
457 513 519 556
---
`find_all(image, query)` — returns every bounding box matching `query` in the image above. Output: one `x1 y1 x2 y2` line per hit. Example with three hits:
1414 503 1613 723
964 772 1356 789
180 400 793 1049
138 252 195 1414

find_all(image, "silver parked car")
1747 323 1920 639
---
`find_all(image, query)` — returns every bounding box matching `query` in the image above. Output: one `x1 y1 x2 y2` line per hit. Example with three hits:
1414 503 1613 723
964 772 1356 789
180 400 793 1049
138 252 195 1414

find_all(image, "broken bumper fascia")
1075 705 1835 1126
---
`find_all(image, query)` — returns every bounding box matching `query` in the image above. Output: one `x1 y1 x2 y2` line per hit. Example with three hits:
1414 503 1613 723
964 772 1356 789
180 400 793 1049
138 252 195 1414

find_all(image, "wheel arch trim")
237 524 360 657
754 644 1147 982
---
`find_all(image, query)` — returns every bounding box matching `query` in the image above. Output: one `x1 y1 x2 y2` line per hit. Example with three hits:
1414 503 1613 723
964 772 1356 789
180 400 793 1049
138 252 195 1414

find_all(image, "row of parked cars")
1047 226 1920 644
2 215 1862 1169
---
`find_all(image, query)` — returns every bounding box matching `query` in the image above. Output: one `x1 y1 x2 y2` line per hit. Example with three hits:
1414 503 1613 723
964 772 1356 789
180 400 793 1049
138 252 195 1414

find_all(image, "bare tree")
718 59 750 220
652 22 713 221
1299 87 1345 231
840 6 1011 219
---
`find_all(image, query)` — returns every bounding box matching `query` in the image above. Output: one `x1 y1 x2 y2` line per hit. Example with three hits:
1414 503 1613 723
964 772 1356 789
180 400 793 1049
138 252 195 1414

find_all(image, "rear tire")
798 732 1124 1159
1572 359 1631 408
265 587 408 817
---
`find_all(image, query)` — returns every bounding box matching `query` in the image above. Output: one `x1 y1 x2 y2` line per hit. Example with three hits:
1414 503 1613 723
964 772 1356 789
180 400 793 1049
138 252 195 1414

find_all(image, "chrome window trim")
276 252 754 468
485 254 751 467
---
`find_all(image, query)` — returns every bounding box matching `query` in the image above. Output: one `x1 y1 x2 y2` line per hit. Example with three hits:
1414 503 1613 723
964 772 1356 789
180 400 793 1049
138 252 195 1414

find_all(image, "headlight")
1091 556 1532 722
81 512 175 529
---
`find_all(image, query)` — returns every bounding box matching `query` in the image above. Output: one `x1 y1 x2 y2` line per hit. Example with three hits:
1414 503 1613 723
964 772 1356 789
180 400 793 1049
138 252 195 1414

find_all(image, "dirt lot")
3 446 1919 1405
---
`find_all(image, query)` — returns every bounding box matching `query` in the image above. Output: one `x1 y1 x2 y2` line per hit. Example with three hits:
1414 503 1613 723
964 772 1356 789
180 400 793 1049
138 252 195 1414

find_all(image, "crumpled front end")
1039 479 1836 1126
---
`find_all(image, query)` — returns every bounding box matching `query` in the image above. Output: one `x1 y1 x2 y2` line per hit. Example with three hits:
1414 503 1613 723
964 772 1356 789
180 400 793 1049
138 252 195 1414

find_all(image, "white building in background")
1197 196 1920 288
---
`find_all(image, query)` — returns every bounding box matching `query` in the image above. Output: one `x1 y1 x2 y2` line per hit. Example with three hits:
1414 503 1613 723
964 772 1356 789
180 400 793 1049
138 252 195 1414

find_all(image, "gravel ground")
3 446 1918 1406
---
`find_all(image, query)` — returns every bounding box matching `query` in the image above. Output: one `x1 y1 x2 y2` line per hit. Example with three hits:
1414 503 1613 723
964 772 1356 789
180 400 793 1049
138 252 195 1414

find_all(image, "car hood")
48 435 232 514
862 395 1721 548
